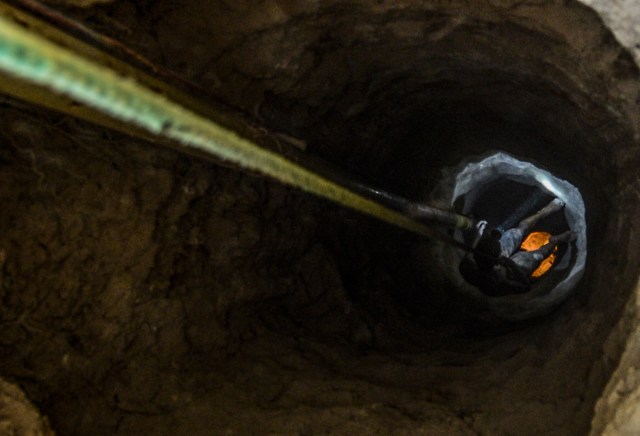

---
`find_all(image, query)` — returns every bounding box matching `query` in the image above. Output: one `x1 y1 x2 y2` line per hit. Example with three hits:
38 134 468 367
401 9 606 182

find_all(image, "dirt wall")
1 0 640 434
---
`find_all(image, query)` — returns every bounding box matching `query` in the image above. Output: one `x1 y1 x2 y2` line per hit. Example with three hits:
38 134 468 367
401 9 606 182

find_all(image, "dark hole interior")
464 180 557 231
1 1 640 435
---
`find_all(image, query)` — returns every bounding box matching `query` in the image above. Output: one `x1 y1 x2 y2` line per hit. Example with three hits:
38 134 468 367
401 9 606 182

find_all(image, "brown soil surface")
1 0 640 434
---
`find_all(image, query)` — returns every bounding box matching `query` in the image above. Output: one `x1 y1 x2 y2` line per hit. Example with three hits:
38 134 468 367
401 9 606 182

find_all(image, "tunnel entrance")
425 152 587 318
1 0 640 435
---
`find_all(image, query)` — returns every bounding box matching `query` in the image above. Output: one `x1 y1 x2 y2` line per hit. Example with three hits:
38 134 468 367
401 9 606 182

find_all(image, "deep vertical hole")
1 1 640 435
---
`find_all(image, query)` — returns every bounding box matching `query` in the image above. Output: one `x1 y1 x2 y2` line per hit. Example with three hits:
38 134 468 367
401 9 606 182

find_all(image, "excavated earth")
1 0 640 434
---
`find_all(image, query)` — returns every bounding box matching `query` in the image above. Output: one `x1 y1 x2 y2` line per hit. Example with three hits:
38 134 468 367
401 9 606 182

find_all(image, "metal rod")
406 203 475 230
0 9 474 241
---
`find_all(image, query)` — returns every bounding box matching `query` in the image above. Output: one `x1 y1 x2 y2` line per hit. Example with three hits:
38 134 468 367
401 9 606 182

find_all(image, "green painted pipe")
0 15 473 238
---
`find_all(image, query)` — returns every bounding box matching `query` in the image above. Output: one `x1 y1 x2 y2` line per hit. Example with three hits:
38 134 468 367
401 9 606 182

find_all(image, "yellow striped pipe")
0 15 469 238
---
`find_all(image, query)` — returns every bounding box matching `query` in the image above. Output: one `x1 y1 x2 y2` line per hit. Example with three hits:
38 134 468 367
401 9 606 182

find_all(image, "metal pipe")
348 182 474 230
405 203 475 230
0 7 474 242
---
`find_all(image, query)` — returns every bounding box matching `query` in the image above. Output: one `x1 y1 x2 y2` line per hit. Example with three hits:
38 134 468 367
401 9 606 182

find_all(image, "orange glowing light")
520 231 557 278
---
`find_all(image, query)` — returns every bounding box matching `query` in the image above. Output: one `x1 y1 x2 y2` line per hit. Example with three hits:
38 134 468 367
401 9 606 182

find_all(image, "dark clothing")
460 253 531 297
474 231 502 272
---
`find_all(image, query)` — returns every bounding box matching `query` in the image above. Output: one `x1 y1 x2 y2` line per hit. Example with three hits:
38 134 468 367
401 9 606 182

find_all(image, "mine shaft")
0 1 639 435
